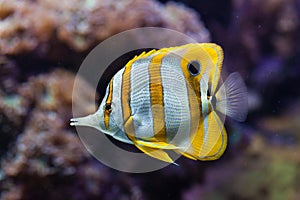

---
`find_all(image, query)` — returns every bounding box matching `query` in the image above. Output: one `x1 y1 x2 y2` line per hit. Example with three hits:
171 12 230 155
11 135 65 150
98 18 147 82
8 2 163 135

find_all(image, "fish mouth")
70 115 95 127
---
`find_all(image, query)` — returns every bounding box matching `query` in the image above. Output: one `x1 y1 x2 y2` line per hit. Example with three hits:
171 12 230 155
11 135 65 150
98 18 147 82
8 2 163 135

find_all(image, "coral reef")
0 0 209 64
0 70 146 200
182 134 300 200
215 0 299 73
218 0 300 117
0 56 25 158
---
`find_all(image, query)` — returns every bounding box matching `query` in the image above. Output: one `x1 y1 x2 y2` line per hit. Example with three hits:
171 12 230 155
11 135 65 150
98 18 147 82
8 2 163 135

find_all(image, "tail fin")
215 72 248 122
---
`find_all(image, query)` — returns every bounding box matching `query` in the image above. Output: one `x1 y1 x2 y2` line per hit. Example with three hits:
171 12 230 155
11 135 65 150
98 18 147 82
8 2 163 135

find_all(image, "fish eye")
104 103 112 112
188 60 201 76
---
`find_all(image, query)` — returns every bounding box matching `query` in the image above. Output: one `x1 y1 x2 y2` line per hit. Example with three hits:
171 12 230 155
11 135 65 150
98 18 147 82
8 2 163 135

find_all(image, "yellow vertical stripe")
149 53 167 142
181 58 203 156
104 80 113 130
202 43 223 95
179 45 205 157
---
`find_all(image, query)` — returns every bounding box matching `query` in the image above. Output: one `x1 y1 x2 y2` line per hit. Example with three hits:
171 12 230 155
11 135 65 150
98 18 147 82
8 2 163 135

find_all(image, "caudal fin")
215 72 248 122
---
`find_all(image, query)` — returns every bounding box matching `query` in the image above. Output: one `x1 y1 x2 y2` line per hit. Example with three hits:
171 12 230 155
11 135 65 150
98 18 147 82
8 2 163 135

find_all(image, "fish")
70 43 248 164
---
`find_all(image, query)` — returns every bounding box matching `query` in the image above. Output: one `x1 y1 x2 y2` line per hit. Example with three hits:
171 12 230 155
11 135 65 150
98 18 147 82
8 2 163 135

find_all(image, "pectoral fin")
215 72 248 122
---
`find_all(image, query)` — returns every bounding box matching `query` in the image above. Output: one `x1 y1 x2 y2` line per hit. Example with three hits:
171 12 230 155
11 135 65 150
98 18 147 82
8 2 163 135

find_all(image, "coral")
0 0 209 63
0 67 95 159
258 99 300 148
182 134 300 200
0 56 26 159
200 0 300 119
220 0 299 74
0 56 20 94
0 69 146 200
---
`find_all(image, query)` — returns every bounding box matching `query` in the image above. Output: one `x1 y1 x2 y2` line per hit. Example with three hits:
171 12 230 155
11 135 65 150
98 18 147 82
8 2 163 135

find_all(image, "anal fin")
135 140 181 150
198 111 227 160
134 144 175 164
179 151 198 160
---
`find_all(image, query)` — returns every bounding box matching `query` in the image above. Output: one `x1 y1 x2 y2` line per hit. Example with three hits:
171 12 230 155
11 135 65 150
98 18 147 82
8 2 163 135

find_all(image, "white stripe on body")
130 57 155 139
161 53 191 147
111 68 125 132
200 75 209 150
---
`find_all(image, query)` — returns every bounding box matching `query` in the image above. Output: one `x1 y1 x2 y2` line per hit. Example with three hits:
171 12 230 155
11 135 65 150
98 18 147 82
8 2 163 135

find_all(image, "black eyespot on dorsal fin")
188 60 201 76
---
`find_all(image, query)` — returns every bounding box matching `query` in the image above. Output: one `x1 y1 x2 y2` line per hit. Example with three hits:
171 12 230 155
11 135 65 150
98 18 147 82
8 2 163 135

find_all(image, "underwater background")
0 0 300 199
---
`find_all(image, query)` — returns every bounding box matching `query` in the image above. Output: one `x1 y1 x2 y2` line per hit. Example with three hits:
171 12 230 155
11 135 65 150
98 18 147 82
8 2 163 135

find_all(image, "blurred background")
0 0 300 199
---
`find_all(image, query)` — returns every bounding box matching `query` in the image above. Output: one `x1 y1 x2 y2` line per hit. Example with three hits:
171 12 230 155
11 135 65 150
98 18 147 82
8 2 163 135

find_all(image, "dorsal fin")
125 49 157 66
97 48 157 102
